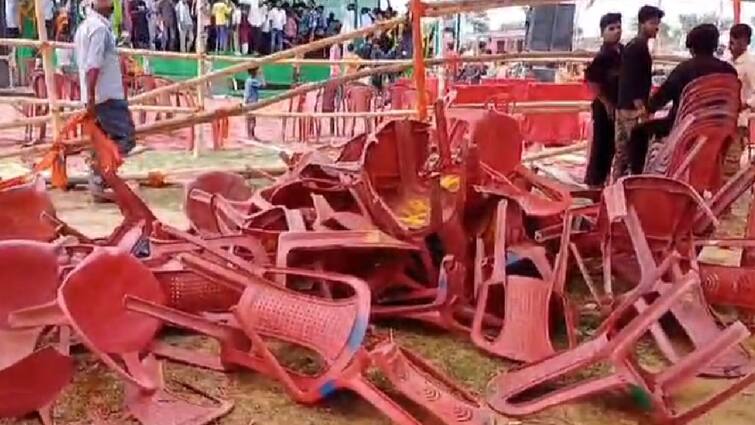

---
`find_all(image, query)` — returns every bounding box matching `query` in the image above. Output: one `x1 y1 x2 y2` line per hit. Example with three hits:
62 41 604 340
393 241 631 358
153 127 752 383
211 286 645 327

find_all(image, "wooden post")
32 0 60 136
411 0 428 121
194 0 206 157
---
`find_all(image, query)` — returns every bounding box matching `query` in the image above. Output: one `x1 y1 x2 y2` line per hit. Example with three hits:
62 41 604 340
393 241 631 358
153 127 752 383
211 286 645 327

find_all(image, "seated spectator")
630 23 738 173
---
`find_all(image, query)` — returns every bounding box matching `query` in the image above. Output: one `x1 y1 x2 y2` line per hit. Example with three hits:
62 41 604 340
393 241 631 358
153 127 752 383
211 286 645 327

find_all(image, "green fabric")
112 0 123 38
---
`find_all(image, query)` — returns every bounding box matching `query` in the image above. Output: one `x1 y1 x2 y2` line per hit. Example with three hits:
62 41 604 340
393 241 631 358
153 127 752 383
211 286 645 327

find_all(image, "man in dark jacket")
584 12 623 187
631 24 738 172
612 5 664 180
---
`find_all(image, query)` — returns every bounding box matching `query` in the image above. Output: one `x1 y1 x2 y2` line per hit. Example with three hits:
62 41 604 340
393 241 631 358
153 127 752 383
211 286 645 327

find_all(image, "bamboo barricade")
134 62 414 137
423 0 571 17
411 0 429 121
522 141 589 163
127 17 403 105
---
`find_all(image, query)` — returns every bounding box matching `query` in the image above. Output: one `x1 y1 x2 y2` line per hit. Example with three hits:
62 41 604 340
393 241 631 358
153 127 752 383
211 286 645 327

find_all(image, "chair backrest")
675 73 741 126
470 109 523 176
184 171 253 235
235 267 371 369
598 176 708 260
345 84 376 113
0 241 60 331
0 176 57 242
361 119 431 191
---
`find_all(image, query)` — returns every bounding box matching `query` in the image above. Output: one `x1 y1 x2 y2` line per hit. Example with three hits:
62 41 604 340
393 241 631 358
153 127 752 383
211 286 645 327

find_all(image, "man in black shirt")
584 12 623 187
612 5 664 180
632 24 738 172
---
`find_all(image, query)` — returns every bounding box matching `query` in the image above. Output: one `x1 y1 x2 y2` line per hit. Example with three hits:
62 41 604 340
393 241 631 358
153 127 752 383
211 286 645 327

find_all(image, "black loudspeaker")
525 4 576 52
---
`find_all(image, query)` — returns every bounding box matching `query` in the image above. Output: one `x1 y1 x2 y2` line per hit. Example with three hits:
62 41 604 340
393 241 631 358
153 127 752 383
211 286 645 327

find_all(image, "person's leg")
611 109 639 182
89 99 136 198
584 100 614 187
179 25 186 52
630 118 672 174
723 127 747 182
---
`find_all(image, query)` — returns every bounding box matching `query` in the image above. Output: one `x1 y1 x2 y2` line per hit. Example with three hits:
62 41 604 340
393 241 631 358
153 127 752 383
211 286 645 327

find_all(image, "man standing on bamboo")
75 0 136 201
612 5 664 180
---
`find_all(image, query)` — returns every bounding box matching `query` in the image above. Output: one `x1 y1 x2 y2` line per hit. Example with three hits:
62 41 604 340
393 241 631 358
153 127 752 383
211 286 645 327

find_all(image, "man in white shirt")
175 0 194 52
269 1 285 52
259 1 270 54
359 7 372 29
246 0 263 54
5 0 19 37
74 0 135 200
726 24 755 181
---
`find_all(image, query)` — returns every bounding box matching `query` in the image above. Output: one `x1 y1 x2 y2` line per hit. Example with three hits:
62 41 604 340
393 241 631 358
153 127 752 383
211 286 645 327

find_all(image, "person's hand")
636 105 648 123
742 101 751 111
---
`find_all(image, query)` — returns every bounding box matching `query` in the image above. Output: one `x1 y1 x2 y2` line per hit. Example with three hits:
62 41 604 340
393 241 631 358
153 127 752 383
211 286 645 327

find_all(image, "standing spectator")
212 0 230 52
175 0 193 51
239 4 251 54
157 0 178 50
75 0 136 200
612 5 663 180
726 23 755 182
341 3 355 34
284 3 298 48
359 7 372 28
259 1 271 54
5 0 19 37
584 13 623 188
244 67 264 139
269 1 285 52
247 0 263 54
325 13 339 37
43 0 55 38
129 0 150 47
314 5 326 40
146 0 159 48
231 1 242 54
55 12 76 75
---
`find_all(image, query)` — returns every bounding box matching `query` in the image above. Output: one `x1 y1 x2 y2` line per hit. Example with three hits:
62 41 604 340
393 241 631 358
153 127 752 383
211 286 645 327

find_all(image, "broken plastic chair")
184 171 254 236
8 247 233 425
125 257 492 425
486 253 755 423
470 199 577 363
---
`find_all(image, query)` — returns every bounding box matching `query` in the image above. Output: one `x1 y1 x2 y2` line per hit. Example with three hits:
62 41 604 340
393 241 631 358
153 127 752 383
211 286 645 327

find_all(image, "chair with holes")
486 253 755 423
126 254 492 425
470 199 577 363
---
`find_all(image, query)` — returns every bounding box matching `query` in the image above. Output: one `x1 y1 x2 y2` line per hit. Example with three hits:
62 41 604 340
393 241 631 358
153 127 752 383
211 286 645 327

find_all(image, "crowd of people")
583 4 754 191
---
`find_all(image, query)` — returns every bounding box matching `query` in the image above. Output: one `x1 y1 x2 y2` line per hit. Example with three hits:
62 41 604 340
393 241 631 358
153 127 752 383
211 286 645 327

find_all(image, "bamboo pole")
194 0 206 158
128 17 403 105
0 37 687 66
32 0 60 135
423 0 570 17
411 0 428 121
522 141 588 163
247 110 418 118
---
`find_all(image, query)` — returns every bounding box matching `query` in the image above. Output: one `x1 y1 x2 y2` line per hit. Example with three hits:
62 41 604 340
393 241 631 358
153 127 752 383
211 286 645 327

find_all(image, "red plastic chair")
0 347 73 424
0 176 58 242
184 171 254 236
344 83 377 137
8 247 233 424
470 110 572 218
470 199 577 362
0 240 63 369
